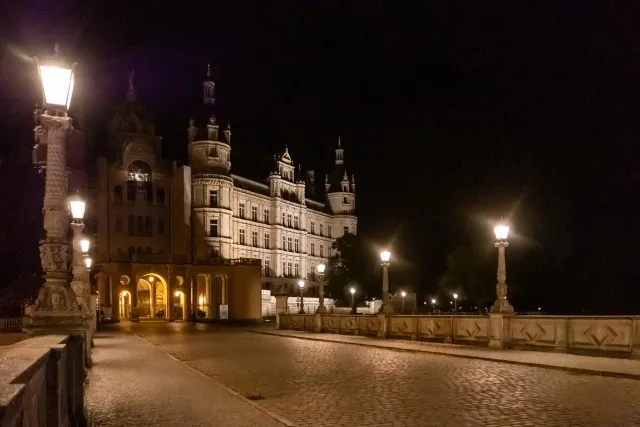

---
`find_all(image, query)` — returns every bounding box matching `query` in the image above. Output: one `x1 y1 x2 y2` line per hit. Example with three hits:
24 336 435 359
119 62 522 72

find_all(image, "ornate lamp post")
400 291 406 314
25 45 84 337
431 298 437 313
491 222 514 313
349 287 356 314
316 263 327 313
298 280 305 314
453 293 458 314
379 250 392 314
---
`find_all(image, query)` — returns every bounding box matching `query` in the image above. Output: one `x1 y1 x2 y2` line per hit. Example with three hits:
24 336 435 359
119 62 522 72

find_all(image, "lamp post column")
25 115 84 336
379 250 393 314
491 241 514 313
71 220 93 366
317 268 327 314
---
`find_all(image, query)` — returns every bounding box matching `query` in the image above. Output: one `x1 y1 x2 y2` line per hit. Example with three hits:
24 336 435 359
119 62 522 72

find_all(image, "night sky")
1 1 639 313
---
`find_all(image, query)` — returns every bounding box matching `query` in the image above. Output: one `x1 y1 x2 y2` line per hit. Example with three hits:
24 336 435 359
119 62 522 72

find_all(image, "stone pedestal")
314 314 322 332
274 295 288 327
488 312 513 349
376 313 388 338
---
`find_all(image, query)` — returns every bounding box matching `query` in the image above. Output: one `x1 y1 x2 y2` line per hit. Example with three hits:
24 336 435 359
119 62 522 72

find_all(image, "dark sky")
1 1 639 313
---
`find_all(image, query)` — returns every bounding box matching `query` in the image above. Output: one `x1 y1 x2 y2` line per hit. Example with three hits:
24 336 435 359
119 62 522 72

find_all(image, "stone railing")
0 318 22 331
0 335 86 426
278 313 640 358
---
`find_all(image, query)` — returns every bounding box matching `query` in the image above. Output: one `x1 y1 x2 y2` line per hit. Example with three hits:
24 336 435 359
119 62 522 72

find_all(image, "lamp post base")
378 303 394 314
316 305 328 314
490 298 514 313
24 282 84 336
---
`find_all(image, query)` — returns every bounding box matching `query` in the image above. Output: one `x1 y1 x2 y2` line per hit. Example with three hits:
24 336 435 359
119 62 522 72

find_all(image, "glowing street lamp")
298 280 305 314
26 45 84 341
84 257 92 270
379 250 392 314
491 221 514 313
453 293 458 314
401 291 407 314
80 239 90 254
431 298 437 313
316 263 327 314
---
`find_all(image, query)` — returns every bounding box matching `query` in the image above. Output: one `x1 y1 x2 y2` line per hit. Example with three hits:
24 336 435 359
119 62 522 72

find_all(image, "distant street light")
379 250 392 314
84 257 92 269
491 221 514 313
453 293 458 314
298 280 305 314
431 298 437 313
316 263 327 314
350 287 356 314
401 291 407 314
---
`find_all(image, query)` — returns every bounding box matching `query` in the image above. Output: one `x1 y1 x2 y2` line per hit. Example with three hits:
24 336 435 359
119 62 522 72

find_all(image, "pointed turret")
223 122 231 144
126 70 137 103
335 136 344 165
203 63 215 106
326 137 355 215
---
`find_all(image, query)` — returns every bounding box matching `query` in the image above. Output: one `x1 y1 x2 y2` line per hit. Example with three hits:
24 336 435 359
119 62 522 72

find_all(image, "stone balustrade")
278 313 640 358
0 318 22 331
0 335 86 426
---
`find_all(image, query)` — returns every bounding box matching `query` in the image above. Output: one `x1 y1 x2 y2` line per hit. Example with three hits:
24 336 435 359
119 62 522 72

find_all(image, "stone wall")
278 314 640 358
0 335 86 426
261 290 380 316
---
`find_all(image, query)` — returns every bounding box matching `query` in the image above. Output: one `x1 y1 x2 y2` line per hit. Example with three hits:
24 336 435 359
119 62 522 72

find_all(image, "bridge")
4 319 640 426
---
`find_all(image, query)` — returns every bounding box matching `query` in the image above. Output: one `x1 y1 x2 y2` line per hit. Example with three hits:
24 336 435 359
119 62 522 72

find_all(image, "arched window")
114 185 123 202
144 216 152 236
128 215 135 235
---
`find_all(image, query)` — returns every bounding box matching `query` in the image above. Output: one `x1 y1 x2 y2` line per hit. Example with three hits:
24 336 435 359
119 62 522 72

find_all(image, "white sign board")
219 304 229 320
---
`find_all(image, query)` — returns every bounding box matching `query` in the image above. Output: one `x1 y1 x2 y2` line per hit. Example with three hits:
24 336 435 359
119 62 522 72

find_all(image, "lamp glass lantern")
453 293 458 299
68 194 86 220
380 250 391 263
298 280 305 289
349 287 356 295
80 238 90 254
317 263 326 274
36 46 76 112
494 224 510 240
84 257 92 269
401 291 406 298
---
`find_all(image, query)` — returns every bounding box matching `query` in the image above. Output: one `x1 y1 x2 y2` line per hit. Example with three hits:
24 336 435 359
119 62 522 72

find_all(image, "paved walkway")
85 328 289 427
257 329 640 380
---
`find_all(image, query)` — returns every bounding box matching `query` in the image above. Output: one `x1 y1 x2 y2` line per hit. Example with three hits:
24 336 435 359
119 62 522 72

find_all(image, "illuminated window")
320 224 324 236
209 191 218 207
252 231 258 247
239 203 245 218
264 233 270 249
310 243 315 256
264 209 270 224
209 219 218 237
239 229 246 245
293 216 299 229
252 206 258 221
294 238 299 253
320 244 324 258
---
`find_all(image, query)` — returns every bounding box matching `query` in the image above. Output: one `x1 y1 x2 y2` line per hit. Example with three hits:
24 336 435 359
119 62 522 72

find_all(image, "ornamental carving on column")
39 241 69 273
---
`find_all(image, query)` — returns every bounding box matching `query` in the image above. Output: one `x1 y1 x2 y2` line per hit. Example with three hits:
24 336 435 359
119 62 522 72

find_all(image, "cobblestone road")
126 322 640 427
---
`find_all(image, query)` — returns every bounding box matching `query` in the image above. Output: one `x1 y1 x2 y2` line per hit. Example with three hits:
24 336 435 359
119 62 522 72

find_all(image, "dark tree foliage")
326 233 379 304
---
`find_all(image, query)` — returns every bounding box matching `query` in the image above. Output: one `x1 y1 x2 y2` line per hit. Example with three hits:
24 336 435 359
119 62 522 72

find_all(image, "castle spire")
335 136 344 165
203 62 215 106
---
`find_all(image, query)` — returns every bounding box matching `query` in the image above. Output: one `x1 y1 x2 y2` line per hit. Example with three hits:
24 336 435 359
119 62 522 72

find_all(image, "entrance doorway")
137 280 151 317
119 291 131 319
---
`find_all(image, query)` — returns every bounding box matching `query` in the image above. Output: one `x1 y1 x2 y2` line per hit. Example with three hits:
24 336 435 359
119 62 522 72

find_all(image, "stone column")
24 115 84 339
274 293 288 327
488 312 512 348
316 274 327 314
378 262 393 314
490 241 514 313
71 221 93 366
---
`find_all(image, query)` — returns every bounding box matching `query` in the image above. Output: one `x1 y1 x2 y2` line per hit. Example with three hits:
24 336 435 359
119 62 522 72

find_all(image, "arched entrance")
137 280 151 317
173 290 186 321
119 291 131 319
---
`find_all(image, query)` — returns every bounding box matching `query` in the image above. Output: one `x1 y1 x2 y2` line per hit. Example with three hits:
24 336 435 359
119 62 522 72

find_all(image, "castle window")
320 244 324 258
264 260 270 277
264 233 270 249
252 231 258 247
287 237 292 251
328 226 332 238
287 262 292 276
264 209 270 224
145 216 152 236
282 261 286 276
239 229 246 245
294 238 299 253
209 219 218 237
311 243 315 256
136 216 144 235
344 226 349 235
127 161 151 182
281 212 285 224
115 217 122 233
294 263 299 277
287 214 292 227
320 224 324 237
157 189 165 206
239 203 245 218
293 216 299 229
282 235 285 250
158 218 165 234
343 197 348 204
251 206 258 221
114 185 123 202
310 222 315 234
209 190 218 207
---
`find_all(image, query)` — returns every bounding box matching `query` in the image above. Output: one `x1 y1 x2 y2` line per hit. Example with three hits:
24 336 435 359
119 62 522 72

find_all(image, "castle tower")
326 137 355 217
189 64 234 260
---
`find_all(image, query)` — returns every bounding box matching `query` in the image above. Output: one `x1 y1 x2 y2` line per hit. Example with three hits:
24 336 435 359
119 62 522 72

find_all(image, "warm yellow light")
149 276 155 282
80 239 90 253
317 263 326 274
380 250 391 262
431 298 436 304
39 65 74 109
350 287 356 295
68 195 86 220
453 293 458 299
199 296 205 305
175 291 180 297
84 257 92 269
494 224 510 240
401 291 406 298
298 280 305 288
